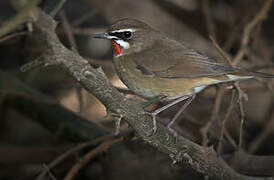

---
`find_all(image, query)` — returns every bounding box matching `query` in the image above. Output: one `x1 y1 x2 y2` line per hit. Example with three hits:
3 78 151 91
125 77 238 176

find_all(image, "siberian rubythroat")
93 18 274 135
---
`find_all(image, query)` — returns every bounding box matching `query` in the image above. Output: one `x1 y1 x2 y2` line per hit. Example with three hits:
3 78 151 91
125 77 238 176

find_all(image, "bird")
93 18 274 136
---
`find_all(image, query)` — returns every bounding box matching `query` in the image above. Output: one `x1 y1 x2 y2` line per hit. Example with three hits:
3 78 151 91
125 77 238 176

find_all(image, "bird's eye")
123 31 132 39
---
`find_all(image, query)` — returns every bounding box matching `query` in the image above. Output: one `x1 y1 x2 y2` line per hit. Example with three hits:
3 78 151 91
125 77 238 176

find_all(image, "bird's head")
93 18 158 57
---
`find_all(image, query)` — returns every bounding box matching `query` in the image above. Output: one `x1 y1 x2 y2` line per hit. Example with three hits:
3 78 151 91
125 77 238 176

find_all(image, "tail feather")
242 69 274 78
233 67 274 78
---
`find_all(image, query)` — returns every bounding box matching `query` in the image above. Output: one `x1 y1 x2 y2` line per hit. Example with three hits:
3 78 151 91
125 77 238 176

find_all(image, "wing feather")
132 38 236 78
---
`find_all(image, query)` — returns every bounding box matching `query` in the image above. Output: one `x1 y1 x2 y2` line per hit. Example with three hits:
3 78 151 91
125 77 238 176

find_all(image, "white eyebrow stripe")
110 28 137 33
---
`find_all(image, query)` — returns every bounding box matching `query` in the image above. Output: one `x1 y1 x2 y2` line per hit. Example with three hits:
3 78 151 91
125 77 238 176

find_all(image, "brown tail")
234 67 274 78
243 69 274 78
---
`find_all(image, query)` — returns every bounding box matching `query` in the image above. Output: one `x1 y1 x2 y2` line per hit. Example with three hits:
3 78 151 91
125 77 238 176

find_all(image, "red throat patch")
111 40 122 56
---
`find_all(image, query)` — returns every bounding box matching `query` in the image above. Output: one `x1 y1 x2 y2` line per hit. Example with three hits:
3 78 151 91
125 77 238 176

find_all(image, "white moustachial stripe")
115 39 130 49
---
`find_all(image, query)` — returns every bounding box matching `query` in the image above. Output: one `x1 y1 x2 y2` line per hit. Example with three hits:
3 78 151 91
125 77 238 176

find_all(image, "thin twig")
208 35 239 150
35 130 133 180
64 138 123 180
224 129 238 150
238 100 245 150
59 10 78 51
42 164 57 180
201 86 226 146
209 31 249 151
217 90 236 154
202 0 216 38
0 31 29 43
232 0 273 66
234 82 247 150
50 0 67 17
209 36 233 66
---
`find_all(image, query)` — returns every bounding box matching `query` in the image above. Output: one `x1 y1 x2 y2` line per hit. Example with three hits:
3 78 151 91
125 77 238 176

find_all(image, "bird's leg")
145 95 191 134
167 94 196 137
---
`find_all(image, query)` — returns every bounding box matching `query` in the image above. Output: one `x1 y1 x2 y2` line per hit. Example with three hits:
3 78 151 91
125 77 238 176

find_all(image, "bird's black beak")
92 33 110 39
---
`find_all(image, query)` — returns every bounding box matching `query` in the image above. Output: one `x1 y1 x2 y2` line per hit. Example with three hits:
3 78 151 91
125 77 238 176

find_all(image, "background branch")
0 0 40 37
0 70 106 141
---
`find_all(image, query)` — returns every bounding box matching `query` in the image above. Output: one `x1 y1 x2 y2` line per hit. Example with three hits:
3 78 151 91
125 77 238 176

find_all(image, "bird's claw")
142 111 179 137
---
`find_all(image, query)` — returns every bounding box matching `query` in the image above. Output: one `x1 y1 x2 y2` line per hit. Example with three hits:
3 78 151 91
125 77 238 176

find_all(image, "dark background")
0 0 273 179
